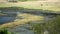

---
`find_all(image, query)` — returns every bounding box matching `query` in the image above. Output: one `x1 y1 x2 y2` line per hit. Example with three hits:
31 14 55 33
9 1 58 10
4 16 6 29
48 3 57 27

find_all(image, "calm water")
0 17 16 24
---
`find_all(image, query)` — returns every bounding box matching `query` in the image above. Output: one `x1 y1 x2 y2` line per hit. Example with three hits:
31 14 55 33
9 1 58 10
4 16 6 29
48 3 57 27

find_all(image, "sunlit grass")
0 1 60 12
0 3 10 7
17 3 60 12
0 13 44 28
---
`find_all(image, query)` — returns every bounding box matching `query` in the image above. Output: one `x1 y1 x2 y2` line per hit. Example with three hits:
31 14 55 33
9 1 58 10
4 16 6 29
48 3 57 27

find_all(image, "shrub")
0 28 14 34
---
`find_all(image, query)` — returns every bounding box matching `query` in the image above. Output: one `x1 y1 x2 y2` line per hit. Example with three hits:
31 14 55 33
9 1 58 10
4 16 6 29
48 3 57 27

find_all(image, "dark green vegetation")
30 16 60 34
0 28 14 34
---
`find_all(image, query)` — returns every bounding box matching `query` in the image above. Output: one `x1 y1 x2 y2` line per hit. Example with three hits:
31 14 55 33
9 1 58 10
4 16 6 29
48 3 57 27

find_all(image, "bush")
0 28 14 34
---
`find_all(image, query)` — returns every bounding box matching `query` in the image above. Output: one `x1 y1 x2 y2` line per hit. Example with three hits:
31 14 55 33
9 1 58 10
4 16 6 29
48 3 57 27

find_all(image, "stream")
0 12 56 34
8 15 55 34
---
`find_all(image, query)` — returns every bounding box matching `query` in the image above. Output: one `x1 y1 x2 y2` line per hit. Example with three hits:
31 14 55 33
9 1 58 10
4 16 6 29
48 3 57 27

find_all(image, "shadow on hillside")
0 7 60 24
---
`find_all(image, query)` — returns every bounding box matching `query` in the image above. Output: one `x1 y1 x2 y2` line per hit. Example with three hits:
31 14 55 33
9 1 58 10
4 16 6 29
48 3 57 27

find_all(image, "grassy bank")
0 13 44 28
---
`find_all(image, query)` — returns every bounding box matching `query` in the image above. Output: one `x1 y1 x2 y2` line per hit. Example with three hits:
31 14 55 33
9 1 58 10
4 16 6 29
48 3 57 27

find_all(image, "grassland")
0 1 60 12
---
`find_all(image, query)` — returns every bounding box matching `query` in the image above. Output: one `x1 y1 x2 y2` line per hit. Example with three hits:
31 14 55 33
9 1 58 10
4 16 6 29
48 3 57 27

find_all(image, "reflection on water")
0 16 16 24
0 10 17 24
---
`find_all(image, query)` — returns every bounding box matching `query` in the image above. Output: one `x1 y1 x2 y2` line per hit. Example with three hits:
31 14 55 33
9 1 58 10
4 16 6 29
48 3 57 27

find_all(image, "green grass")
0 3 11 7
30 16 60 34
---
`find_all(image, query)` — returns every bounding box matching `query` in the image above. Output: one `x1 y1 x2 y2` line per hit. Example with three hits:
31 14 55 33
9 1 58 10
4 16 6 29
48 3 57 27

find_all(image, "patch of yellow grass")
0 13 44 28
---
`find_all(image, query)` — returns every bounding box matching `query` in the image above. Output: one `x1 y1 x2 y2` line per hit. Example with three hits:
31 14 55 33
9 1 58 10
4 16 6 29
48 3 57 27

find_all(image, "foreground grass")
0 13 44 28
0 28 14 34
31 16 60 34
